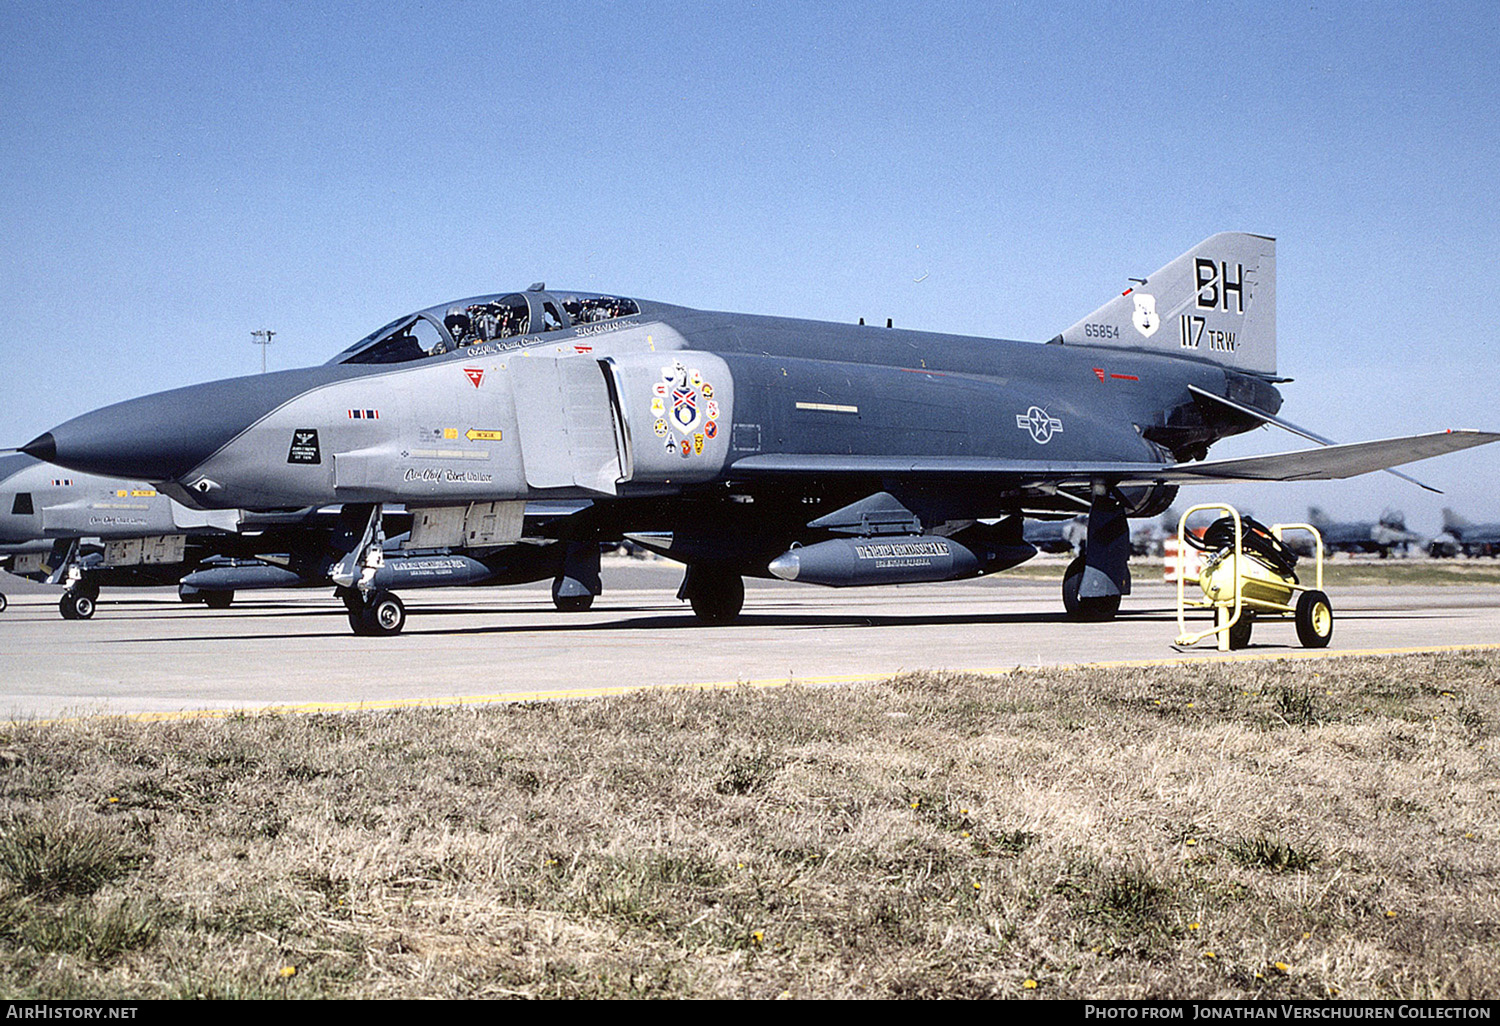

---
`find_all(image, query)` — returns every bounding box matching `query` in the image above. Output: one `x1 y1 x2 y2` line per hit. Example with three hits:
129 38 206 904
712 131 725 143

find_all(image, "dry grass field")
2 649 1498 999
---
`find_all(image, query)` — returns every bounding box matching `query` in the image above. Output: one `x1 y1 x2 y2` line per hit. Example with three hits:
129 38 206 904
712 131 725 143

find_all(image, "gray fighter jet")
0 451 249 617
0 453 600 624
1301 506 1422 558
22 233 1500 634
1429 508 1500 558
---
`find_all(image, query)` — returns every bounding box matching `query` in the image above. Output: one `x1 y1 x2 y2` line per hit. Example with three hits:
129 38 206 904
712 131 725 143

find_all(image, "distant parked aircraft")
1428 509 1500 558
1300 506 1421 557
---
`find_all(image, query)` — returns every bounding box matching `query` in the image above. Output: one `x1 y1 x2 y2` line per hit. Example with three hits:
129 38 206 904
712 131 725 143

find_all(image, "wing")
728 429 1500 488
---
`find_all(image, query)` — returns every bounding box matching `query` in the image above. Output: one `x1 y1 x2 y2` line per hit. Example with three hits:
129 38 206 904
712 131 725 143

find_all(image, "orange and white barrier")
1164 532 1205 582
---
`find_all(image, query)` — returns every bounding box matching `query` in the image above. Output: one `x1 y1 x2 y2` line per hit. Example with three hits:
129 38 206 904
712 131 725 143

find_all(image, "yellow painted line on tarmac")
11 642 1500 728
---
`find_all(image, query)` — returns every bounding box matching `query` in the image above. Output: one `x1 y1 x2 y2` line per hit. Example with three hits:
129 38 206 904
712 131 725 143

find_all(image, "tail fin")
1307 506 1328 526
1442 508 1471 531
1057 232 1277 377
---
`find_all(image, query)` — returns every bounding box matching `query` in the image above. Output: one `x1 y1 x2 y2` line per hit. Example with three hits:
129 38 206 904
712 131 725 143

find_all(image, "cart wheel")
1227 611 1254 650
1295 590 1333 648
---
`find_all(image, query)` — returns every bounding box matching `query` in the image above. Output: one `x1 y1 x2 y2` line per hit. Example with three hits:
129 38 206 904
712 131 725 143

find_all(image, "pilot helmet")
444 308 472 335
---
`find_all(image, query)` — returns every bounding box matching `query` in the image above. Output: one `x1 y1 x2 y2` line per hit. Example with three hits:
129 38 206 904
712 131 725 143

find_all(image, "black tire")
1226 610 1253 650
1062 556 1120 621
351 590 405 637
551 577 595 612
687 570 744 624
59 591 95 620
1062 556 1084 617
203 591 234 610
0 593 7 613
1295 590 1333 648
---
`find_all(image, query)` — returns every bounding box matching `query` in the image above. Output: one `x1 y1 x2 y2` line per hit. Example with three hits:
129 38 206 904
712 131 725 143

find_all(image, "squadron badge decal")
653 358 719 455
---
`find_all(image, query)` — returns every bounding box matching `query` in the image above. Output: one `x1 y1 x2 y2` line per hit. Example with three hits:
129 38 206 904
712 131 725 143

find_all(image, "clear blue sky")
3 0 1497 533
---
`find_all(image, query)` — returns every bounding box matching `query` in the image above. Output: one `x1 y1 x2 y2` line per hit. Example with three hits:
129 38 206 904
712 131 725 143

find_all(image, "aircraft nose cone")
30 367 349 484
19 432 56 463
30 392 234 481
28 371 318 482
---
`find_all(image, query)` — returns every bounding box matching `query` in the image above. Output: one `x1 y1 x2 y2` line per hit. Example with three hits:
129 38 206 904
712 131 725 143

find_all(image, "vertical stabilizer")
1057 232 1277 377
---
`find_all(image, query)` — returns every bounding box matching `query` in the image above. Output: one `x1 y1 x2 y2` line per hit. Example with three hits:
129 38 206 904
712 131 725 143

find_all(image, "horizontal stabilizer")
1168 430 1499 484
1189 385 1439 492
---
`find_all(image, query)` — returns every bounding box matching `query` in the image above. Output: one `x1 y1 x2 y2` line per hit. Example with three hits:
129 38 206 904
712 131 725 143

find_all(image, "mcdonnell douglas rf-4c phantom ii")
21 233 1500 635
0 453 614 622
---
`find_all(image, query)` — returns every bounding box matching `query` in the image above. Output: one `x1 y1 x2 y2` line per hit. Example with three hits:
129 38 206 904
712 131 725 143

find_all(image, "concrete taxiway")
2 560 1497 722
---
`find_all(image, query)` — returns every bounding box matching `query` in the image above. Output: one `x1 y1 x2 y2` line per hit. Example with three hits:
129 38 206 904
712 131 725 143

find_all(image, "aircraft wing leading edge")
728 429 1500 489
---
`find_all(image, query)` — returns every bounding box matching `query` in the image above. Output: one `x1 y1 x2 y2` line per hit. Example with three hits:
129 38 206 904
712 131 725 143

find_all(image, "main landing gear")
1061 494 1131 621
551 540 602 612
679 565 744 624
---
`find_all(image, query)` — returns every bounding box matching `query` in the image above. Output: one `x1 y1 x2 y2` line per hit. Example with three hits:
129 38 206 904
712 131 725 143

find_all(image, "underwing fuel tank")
180 553 495 593
767 528 1035 588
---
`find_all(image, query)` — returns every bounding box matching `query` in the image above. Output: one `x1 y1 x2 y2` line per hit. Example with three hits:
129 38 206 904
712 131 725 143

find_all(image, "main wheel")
1295 590 1333 648
1062 556 1084 616
203 591 234 610
60 591 96 620
1062 556 1120 621
350 590 406 636
686 569 744 624
551 577 595 612
0 593 7 612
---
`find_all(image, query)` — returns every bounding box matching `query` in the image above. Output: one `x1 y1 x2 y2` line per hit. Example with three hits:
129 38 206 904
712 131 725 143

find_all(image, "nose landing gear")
59 584 98 620
341 587 407 636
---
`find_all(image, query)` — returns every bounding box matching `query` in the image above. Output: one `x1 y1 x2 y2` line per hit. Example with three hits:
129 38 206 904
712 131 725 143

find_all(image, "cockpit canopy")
331 288 641 365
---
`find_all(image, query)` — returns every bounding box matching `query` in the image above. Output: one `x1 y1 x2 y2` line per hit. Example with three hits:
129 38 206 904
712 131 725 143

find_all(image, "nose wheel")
59 586 98 621
346 588 406 636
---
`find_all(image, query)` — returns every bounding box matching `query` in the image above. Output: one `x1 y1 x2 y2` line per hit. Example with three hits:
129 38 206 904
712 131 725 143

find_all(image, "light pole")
251 329 276 374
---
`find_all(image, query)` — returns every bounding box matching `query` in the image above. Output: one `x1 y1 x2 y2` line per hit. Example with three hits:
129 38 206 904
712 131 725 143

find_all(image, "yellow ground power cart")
1174 503 1333 651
